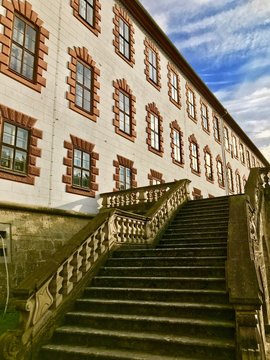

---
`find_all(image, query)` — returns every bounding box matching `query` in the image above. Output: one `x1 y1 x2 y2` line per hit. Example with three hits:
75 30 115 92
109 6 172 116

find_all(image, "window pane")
119 37 125 55
1 146 13 169
79 0 86 18
125 168 131 189
14 150 27 172
3 123 16 146
124 116 130 134
16 128 28 150
74 149 82 167
10 44 23 72
73 168 81 186
124 43 130 59
25 25 36 53
76 63 84 84
22 52 35 80
82 170 90 188
86 5 94 26
82 152 90 169
13 17 25 45
124 23 129 41
75 85 83 107
84 67 92 89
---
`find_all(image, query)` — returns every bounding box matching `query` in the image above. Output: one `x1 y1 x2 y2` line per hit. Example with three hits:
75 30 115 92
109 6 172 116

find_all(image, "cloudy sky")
140 0 270 162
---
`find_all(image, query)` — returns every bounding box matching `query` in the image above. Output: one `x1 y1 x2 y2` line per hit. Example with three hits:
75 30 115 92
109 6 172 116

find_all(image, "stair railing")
227 167 270 360
0 179 190 360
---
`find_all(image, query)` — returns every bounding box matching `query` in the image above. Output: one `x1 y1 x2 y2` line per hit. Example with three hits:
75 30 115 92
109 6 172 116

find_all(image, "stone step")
166 225 228 233
84 287 229 304
64 312 235 340
50 326 235 359
162 230 228 239
157 241 227 248
174 213 229 220
167 222 228 230
159 236 227 244
171 219 228 227
74 298 235 321
99 266 225 278
92 276 226 290
180 205 229 214
112 247 227 258
106 256 226 267
40 344 200 360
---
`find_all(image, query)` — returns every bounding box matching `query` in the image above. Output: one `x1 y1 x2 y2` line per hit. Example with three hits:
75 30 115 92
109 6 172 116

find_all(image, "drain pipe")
0 234 9 315
220 109 229 196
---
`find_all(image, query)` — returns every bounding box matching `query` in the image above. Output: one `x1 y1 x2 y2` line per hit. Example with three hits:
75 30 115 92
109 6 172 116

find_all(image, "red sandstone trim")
216 154 225 189
70 0 101 36
167 63 181 109
113 154 137 191
0 103 42 184
112 79 136 142
170 120 184 167
192 187 203 200
66 46 100 122
0 0 49 92
185 83 197 122
145 103 164 157
213 112 221 144
144 38 161 91
203 145 214 183
148 169 164 185
200 99 210 134
63 135 99 197
188 134 201 176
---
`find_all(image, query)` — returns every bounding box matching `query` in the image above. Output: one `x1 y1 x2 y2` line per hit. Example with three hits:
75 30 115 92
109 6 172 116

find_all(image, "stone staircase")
40 196 236 359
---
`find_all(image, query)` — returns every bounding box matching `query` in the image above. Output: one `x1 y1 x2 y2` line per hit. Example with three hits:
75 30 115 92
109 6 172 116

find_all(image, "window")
146 103 164 157
1 122 29 174
167 64 181 108
119 165 131 190
204 146 213 182
113 5 135 66
144 39 161 90
227 165 234 193
170 121 184 167
63 135 99 197
236 171 242 194
201 102 209 132
0 1 49 92
216 157 224 188
113 155 137 191
189 134 200 175
113 79 136 142
10 15 37 81
252 155 256 168
246 150 251 168
75 61 92 113
73 149 90 189
173 130 182 163
71 0 101 36
148 169 164 185
224 127 230 151
239 144 245 164
186 85 196 120
213 116 221 142
67 47 100 122
0 104 42 185
232 135 238 158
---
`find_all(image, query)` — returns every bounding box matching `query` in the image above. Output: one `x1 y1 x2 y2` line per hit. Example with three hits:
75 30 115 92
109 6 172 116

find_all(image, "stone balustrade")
0 179 190 359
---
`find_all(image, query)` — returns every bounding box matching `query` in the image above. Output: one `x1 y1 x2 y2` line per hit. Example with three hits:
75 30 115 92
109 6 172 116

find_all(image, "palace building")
0 0 268 214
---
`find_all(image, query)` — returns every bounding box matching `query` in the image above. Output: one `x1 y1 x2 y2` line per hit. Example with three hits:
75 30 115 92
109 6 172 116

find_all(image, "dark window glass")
148 49 157 83
224 127 230 150
201 104 209 130
205 152 213 180
0 122 28 174
75 61 92 113
214 117 220 141
150 114 160 150
73 149 90 189
171 72 179 103
173 129 182 163
217 160 224 186
119 91 131 134
191 142 199 172
187 89 195 118
119 19 130 59
119 165 131 190
79 0 94 26
10 15 37 80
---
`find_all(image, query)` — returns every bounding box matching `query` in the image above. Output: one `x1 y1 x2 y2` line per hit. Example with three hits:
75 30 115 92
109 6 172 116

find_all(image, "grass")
0 310 20 336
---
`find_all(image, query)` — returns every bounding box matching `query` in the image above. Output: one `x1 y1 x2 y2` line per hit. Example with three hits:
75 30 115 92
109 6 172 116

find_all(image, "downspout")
220 110 229 195
48 0 63 207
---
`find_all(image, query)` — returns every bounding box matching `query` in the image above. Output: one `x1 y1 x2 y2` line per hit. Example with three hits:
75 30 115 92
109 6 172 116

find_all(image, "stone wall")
0 202 92 307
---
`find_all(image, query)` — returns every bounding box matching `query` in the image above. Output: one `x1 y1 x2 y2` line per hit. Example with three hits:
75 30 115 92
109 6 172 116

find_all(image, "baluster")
59 259 73 296
70 249 83 285
49 265 64 308
80 241 91 274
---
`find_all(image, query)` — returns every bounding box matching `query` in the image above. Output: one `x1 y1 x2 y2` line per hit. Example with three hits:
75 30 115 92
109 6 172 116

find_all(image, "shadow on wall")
57 195 100 214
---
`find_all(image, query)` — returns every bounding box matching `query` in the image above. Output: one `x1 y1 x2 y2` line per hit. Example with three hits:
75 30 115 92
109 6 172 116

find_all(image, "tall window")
0 122 29 174
10 15 37 81
191 143 199 172
217 160 224 187
119 19 130 60
171 72 179 103
150 114 160 151
119 91 131 134
239 144 245 164
224 127 230 151
227 165 234 193
205 152 213 181
148 49 158 84
73 149 90 189
75 61 92 113
232 135 238 158
213 116 220 142
79 0 94 27
246 150 251 168
187 88 195 119
119 165 131 190
201 103 209 132
236 172 242 194
173 130 182 163
252 155 256 168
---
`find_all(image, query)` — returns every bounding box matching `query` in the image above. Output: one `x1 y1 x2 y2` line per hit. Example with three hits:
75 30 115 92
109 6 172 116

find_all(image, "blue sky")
140 0 270 162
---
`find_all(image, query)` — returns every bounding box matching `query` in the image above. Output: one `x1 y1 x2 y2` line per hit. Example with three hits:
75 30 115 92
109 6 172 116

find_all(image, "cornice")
121 0 269 166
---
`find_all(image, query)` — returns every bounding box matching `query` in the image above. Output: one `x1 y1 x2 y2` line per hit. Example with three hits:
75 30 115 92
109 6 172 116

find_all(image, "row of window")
0 116 247 196
0 0 261 170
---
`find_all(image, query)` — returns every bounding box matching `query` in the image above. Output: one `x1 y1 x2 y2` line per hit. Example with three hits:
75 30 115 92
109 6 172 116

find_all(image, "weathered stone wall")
0 203 92 307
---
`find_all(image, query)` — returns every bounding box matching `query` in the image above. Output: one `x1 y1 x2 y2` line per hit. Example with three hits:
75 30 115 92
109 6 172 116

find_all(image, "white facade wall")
0 0 265 213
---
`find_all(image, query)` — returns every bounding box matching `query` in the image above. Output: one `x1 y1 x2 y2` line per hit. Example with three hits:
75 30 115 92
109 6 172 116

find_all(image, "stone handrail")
227 167 270 359
0 179 190 359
